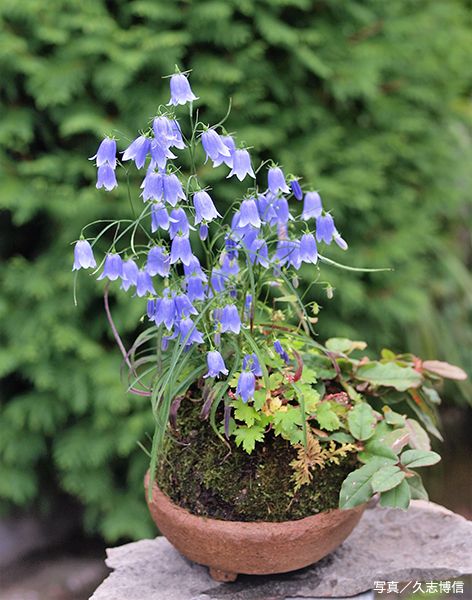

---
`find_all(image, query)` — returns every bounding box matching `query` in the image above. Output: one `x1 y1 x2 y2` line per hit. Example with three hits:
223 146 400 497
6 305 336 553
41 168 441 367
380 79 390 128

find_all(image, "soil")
157 398 357 521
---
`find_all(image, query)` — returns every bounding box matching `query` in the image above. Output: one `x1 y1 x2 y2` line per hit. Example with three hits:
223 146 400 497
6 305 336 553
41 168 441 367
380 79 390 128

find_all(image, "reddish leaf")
423 360 467 381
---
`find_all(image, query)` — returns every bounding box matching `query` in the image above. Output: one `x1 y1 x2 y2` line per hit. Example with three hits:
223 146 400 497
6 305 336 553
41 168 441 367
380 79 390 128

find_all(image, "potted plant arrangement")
73 71 467 582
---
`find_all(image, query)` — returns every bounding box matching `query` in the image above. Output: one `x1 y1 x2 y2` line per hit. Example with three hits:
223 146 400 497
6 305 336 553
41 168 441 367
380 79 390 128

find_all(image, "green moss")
157 400 357 521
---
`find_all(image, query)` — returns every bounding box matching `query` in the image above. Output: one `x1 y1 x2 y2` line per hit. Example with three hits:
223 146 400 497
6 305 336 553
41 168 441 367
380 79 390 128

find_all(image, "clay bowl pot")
144 472 366 582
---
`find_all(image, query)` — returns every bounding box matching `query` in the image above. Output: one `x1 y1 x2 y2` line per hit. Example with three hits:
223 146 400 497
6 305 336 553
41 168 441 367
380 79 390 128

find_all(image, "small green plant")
74 71 466 513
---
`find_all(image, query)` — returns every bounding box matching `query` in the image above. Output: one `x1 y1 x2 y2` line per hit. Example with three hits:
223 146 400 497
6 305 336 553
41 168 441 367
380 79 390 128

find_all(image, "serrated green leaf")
371 465 405 493
400 449 441 468
357 362 423 392
347 403 376 441
233 401 259 427
379 479 411 510
315 401 340 431
233 424 266 454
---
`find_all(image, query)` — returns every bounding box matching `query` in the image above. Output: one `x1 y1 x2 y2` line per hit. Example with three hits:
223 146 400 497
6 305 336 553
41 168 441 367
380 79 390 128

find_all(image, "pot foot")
209 567 238 582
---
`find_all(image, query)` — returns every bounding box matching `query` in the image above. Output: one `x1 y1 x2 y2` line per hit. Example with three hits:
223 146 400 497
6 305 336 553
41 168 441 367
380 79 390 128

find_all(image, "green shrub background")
1 0 471 540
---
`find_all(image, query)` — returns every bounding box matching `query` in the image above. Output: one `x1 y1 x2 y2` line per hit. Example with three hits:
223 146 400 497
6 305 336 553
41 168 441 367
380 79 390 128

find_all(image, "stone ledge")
90 500 472 600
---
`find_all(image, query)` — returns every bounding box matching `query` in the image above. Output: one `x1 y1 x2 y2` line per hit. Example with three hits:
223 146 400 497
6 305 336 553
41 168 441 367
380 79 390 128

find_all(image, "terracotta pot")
144 472 366 582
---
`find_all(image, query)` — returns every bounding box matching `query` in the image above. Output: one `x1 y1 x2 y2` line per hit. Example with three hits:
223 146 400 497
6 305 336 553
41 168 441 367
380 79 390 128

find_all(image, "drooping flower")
316 213 335 244
275 239 301 270
247 237 270 268
169 208 190 239
333 229 348 250
146 246 170 277
221 253 239 276
299 233 318 264
168 73 198 106
183 255 207 281
201 129 231 163
152 116 185 150
170 234 194 266
274 340 289 364
96 164 118 191
242 353 263 376
236 370 256 403
174 293 197 318
178 317 204 346
199 224 208 241
204 350 229 379
238 198 261 229
149 139 176 170
193 190 220 225
90 137 116 168
73 240 96 271
97 253 123 281
268 166 289 194
220 304 241 334
227 149 255 181
212 135 236 168
154 292 176 330
120 258 139 291
135 270 156 297
141 171 163 202
210 268 227 294
273 196 291 225
122 135 150 169
163 173 186 206
186 275 206 302
257 193 277 224
151 203 170 232
290 179 303 200
147 299 156 321
302 191 323 220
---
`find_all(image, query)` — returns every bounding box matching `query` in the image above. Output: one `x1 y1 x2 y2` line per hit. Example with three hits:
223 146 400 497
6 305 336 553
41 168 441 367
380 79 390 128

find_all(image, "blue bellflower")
73 240 96 271
274 340 290 364
299 233 318 264
168 73 198 106
204 350 229 379
212 135 236 168
120 258 139 291
136 270 156 297
149 139 176 170
122 135 150 169
170 234 194 266
163 173 186 206
193 190 220 224
220 304 241 334
247 237 270 268
333 229 348 250
201 129 231 163
146 246 170 277
152 116 185 150
302 192 323 220
275 239 302 270
316 214 335 244
199 224 208 240
174 294 197 318
155 291 176 330
268 166 290 194
96 164 117 191
238 198 261 229
90 137 117 168
151 203 170 232
227 149 255 181
242 353 263 376
186 275 206 301
178 317 204 346
141 171 163 202
183 255 207 280
98 253 123 281
290 179 303 200
237 371 256 403
169 208 190 239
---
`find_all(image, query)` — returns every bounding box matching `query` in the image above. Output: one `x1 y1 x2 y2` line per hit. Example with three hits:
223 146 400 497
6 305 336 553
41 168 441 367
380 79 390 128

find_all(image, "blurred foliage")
0 0 471 540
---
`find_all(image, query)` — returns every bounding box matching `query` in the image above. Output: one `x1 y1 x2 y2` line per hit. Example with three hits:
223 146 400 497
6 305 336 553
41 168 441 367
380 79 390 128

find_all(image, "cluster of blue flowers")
75 71 348 403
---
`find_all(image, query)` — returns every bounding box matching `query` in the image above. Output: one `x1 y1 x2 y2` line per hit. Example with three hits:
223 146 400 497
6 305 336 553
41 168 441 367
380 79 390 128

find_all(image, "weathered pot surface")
144 471 366 582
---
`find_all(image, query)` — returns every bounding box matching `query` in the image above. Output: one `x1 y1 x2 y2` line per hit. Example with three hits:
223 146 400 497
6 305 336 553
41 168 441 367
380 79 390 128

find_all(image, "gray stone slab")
90 500 472 600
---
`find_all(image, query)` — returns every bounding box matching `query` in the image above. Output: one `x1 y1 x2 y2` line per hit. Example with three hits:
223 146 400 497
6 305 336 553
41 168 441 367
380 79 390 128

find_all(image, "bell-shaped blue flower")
201 129 231 163
238 198 261 229
97 253 123 281
212 135 236 168
333 229 348 250
275 240 301 270
169 207 190 239
268 166 289 194
220 304 241 334
242 353 263 376
302 191 323 220
257 193 277 224
163 173 185 207
183 255 207 281
146 246 170 277
141 171 163 202
193 190 220 224
227 149 255 181
274 340 289 364
290 179 303 200
221 254 239 276
151 203 170 232
316 213 335 244
168 73 198 106
199 224 208 240
150 139 176 170
120 258 139 291
174 293 197 318
136 270 156 297
178 317 204 346
204 350 229 379
273 196 292 225
155 292 176 330
247 237 269 268
122 135 150 169
236 370 255 403
90 137 116 168
170 234 194 266
186 275 206 301
153 116 184 150
147 299 156 321
299 233 318 264
96 164 117 191
73 240 96 271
